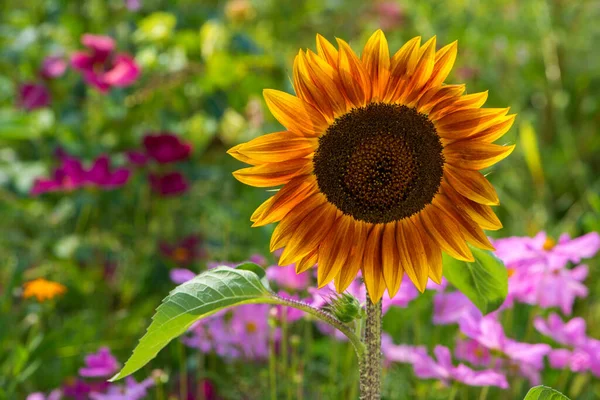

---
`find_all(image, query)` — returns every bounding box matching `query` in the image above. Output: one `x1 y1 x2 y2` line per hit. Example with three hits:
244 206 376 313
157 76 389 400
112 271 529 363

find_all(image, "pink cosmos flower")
18 83 51 111
548 349 592 372
170 268 196 284
71 34 140 93
412 345 508 389
149 172 189 196
89 376 154 400
32 154 130 195
534 313 588 347
433 291 480 325
524 264 588 315
381 333 428 366
266 264 310 291
40 56 68 79
26 390 62 400
159 235 204 266
142 133 192 164
455 339 492 367
63 378 109 399
79 347 119 378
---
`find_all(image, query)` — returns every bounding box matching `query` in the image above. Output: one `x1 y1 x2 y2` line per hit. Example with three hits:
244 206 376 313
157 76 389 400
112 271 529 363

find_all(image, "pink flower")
89 376 154 400
170 268 196 284
374 2 404 30
526 264 588 315
159 235 204 266
534 313 589 347
548 349 592 372
18 83 51 111
26 390 62 400
412 346 508 388
433 291 480 325
381 333 428 366
31 154 130 195
40 56 68 79
125 0 141 10
271 291 305 323
79 347 119 378
266 264 310 291
126 150 149 166
143 133 192 164
149 172 189 196
71 34 140 93
455 339 491 367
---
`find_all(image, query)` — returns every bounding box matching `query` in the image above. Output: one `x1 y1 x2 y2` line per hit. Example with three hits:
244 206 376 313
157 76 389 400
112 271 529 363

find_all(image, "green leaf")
110 267 273 381
442 246 508 315
523 385 570 400
235 262 270 289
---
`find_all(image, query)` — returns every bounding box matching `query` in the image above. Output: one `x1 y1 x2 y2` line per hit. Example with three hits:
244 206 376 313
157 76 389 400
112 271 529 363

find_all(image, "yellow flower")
23 278 66 302
229 30 515 302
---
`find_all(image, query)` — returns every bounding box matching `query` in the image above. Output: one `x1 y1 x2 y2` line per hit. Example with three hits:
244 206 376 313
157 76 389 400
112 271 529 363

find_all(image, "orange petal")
361 29 390 101
411 217 443 284
442 181 502 230
362 224 386 303
416 84 465 114
228 143 264 166
427 40 458 88
316 34 338 68
238 131 317 163
385 36 421 102
434 194 495 251
251 175 318 226
429 91 490 122
401 36 436 104
318 215 354 287
381 222 402 297
337 38 371 107
232 158 312 187
263 89 328 137
270 192 325 251
467 114 517 143
444 141 515 170
397 219 428 292
296 249 318 273
435 107 508 141
419 204 474 262
304 50 348 117
279 203 338 266
444 164 499 205
336 221 368 292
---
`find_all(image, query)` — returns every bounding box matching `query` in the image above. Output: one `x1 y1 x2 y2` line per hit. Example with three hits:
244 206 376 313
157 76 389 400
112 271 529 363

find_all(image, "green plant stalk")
359 298 382 400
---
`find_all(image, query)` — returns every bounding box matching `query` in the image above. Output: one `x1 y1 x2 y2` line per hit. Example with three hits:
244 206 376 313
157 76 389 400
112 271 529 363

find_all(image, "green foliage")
524 386 571 400
443 247 508 314
111 266 272 381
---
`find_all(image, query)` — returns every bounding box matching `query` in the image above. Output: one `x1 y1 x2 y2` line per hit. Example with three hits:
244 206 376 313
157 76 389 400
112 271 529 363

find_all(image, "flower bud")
326 292 362 323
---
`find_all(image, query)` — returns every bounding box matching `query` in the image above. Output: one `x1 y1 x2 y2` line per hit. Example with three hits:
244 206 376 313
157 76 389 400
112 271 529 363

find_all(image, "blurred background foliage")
1 0 599 398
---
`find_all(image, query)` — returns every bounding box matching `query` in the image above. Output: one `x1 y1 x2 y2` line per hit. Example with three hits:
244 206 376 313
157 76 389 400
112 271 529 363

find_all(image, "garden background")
1 0 600 399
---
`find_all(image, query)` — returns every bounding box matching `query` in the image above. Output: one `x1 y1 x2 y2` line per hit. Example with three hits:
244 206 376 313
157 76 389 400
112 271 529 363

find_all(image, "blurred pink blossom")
18 83 50 111
90 376 154 400
149 172 189 196
266 264 310 291
142 133 192 164
79 347 119 378
534 313 589 347
40 56 68 79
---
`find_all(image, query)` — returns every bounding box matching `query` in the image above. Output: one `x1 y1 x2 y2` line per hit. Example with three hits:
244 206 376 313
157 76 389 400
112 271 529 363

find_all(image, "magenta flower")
40 56 68 79
126 150 149 166
143 133 192 164
455 339 492 367
433 291 480 325
412 346 508 388
534 313 588 347
170 268 196 284
159 235 204 266
18 82 50 111
71 34 140 93
266 264 310 291
149 172 189 196
381 333 428 366
62 378 108 400
89 376 154 400
26 390 62 400
548 349 592 372
79 347 119 378
524 264 589 315
229 304 271 359
32 154 130 195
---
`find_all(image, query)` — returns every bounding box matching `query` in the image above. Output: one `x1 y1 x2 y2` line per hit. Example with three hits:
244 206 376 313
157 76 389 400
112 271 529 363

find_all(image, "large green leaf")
110 266 272 381
524 385 570 400
442 246 508 315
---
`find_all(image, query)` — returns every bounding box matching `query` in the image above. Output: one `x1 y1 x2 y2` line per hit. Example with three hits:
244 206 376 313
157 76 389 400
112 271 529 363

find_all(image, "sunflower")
229 30 515 302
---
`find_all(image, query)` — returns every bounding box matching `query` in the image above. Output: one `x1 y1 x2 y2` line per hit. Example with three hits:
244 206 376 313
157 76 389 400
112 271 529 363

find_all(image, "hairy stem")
359 298 382 400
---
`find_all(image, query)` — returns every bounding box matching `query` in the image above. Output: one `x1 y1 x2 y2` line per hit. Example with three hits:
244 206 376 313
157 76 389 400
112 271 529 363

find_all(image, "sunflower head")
229 30 515 302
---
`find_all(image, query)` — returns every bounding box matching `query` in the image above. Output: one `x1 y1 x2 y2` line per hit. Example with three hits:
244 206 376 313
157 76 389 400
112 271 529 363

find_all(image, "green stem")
269 321 277 400
359 298 382 400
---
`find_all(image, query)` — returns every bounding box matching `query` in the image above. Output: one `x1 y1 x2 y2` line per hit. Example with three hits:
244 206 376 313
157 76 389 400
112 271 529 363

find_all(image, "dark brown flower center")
313 102 444 224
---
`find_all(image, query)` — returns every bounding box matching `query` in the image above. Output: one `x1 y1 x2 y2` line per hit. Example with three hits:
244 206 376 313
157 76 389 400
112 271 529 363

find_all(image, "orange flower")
229 30 515 302
23 278 66 302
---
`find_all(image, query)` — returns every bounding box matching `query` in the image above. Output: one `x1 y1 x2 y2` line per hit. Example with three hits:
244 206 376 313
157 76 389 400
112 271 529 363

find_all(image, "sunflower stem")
359 298 382 400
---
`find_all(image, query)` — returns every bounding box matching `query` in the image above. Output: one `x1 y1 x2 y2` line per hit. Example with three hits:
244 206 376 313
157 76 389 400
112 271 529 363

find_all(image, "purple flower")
412 346 508 388
524 264 589 315
62 379 107 400
32 154 130 195
143 133 192 164
90 376 154 400
534 313 588 347
381 333 428 366
549 349 591 372
159 235 204 266
126 150 149 166
79 347 119 378
149 172 189 196
71 34 140 93
170 268 196 284
40 56 68 79
26 390 62 400
18 83 50 111
433 291 480 325
266 264 310 291
454 339 491 367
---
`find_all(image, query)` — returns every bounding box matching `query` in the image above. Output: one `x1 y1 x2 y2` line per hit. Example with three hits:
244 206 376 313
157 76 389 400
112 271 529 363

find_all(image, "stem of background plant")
359 298 382 400
268 317 278 400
